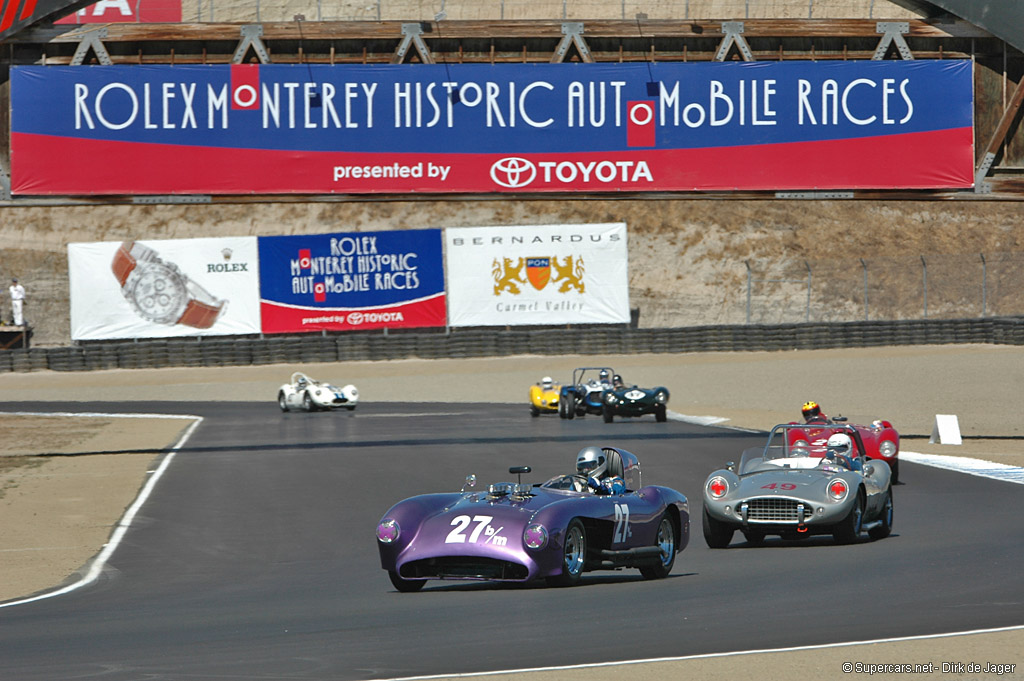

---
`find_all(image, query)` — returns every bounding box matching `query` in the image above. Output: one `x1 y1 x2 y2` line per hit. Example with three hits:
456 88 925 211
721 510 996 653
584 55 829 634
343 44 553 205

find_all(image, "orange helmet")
802 401 821 420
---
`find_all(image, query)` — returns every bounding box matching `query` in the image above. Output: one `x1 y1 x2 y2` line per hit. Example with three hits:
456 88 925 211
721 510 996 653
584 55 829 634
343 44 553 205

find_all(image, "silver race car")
702 424 893 547
277 371 358 412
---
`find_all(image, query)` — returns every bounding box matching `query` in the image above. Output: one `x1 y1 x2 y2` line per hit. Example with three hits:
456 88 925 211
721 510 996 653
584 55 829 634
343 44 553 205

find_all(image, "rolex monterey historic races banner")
10 60 973 194
445 223 629 327
257 229 446 333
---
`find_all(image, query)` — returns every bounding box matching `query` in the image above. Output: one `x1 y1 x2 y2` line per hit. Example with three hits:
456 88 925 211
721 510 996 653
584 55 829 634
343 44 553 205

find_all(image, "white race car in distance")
278 372 358 412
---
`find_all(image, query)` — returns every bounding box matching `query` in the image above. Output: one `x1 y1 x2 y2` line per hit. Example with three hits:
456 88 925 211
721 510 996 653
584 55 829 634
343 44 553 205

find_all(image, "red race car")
786 417 901 483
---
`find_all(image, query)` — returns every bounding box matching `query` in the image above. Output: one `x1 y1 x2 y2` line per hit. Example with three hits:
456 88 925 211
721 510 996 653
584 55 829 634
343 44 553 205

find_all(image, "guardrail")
1 317 1022 373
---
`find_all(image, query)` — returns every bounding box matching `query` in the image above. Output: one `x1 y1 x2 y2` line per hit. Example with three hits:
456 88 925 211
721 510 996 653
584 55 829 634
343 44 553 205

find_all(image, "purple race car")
376 446 690 591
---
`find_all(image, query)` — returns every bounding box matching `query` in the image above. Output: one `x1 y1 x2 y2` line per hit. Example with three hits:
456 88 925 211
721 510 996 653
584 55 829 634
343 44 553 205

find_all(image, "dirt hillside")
3 199 1023 347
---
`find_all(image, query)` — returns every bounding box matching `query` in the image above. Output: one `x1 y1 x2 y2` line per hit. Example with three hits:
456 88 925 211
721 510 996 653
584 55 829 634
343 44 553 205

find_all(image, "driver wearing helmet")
802 401 829 424
825 432 857 470
575 446 625 495
541 376 554 390
612 374 624 389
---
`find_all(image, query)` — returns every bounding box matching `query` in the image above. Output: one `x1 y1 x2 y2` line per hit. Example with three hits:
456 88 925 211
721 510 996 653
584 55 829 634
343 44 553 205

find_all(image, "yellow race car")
529 376 561 416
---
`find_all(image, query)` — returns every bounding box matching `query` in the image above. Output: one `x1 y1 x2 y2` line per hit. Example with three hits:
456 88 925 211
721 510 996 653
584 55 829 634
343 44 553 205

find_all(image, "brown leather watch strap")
177 299 222 329
111 241 137 287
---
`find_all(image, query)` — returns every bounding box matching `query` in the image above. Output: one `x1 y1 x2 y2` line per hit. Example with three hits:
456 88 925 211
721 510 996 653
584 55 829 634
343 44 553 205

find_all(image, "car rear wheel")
388 570 425 593
602 404 614 423
640 512 677 580
547 519 587 587
868 490 894 540
278 392 289 412
702 506 734 549
655 404 667 422
833 491 864 544
303 392 314 412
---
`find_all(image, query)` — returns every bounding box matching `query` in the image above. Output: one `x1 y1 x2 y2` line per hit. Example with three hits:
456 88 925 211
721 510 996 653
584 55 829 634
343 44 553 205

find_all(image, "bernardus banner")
10 60 972 195
445 223 629 327
68 237 261 341
258 229 446 333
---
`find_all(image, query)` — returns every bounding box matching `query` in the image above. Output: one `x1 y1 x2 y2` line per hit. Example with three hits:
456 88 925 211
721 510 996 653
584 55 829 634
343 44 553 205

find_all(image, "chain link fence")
182 0 913 23
742 253 1024 325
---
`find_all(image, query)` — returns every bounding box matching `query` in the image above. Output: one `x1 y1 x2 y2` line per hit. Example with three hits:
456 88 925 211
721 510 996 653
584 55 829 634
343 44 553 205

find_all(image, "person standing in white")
9 277 25 326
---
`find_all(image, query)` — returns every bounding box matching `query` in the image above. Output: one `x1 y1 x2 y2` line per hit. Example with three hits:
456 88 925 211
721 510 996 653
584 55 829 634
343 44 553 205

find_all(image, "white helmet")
576 446 608 479
541 376 553 389
826 433 853 458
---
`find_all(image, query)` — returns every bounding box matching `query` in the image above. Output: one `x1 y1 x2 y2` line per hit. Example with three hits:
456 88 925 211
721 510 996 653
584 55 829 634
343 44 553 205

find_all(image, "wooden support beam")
975 76 1024 192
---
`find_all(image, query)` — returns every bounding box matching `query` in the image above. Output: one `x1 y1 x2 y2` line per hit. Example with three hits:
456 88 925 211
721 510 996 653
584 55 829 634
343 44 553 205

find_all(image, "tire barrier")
2 317 1022 373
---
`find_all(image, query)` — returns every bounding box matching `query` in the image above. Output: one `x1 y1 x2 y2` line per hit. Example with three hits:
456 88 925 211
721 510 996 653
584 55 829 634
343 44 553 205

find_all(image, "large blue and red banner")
257 229 446 333
54 0 181 24
11 60 973 194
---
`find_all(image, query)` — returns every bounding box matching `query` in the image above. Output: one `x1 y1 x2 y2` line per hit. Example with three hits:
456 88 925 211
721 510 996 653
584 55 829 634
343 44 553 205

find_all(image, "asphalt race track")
1 400 1023 681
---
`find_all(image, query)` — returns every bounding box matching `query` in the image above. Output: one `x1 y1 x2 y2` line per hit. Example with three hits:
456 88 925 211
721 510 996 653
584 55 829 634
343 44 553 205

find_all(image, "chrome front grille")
744 497 803 523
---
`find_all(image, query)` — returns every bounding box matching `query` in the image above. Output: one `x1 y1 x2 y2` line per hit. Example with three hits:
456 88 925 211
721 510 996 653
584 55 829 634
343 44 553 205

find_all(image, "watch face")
125 262 188 324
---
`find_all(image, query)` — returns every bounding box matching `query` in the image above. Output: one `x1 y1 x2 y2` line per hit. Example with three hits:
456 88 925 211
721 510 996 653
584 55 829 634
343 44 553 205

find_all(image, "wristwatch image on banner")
112 240 226 329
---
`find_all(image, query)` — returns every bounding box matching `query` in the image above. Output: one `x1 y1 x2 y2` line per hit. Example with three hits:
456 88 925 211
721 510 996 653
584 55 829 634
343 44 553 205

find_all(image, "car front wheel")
388 570 425 593
655 404 667 422
833 492 864 544
602 404 614 423
868 490 894 540
303 392 314 412
278 392 289 412
547 519 586 587
640 512 677 580
703 506 734 549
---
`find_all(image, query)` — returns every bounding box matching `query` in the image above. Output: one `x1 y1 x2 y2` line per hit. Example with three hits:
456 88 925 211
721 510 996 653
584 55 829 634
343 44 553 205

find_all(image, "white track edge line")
370 623 1024 681
0 414 203 609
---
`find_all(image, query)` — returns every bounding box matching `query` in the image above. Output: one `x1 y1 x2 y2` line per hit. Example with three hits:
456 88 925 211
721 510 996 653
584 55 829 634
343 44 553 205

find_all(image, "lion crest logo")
492 257 527 295
493 255 584 295
551 255 585 293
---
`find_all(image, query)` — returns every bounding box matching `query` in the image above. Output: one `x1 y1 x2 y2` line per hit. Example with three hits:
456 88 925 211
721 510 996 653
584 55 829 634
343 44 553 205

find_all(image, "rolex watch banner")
10 60 972 195
257 229 446 333
445 223 628 327
68 237 261 341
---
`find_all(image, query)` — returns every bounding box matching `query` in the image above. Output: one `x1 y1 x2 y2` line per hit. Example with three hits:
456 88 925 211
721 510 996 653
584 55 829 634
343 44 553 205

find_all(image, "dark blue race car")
559 367 669 423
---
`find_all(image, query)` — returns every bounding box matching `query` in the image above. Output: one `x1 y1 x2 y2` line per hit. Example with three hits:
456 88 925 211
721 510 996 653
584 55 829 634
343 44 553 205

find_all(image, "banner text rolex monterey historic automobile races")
258 230 446 334
10 60 973 194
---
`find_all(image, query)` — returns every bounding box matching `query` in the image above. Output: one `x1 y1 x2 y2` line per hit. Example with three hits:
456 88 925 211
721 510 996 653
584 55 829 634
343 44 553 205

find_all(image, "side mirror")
726 461 735 472
461 474 477 492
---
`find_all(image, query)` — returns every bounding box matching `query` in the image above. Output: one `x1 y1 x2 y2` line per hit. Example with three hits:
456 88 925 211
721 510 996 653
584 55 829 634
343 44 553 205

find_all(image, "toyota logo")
490 157 537 188
347 312 364 325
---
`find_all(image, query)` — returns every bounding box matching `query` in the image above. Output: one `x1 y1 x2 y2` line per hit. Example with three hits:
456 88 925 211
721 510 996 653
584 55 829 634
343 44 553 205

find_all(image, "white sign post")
929 414 963 445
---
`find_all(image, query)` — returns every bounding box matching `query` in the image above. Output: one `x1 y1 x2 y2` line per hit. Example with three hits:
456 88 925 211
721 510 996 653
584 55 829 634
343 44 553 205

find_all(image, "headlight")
655 391 668 403
707 476 728 499
879 440 897 457
605 393 617 404
827 479 849 501
523 524 548 550
376 518 400 543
